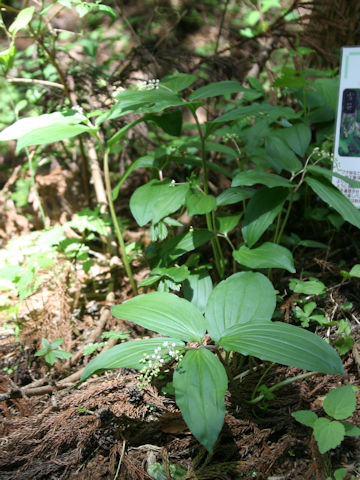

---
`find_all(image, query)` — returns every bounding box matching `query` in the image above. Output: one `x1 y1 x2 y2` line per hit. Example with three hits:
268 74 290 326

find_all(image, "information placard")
333 47 360 206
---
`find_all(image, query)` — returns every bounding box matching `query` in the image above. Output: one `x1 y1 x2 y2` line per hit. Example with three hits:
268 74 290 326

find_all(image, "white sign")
333 47 360 207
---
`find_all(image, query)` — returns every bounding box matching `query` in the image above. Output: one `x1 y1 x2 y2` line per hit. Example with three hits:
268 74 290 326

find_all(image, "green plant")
82 330 129 355
327 468 355 480
292 385 360 479
80 271 344 453
34 337 72 365
3 365 18 375
147 462 186 480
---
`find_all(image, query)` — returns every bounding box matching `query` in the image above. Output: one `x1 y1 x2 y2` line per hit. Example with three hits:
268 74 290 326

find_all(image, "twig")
7 76 65 90
114 440 126 480
71 292 114 365
214 0 229 55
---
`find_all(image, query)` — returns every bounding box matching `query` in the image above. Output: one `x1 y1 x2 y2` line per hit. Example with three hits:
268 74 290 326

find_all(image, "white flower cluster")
137 341 183 389
223 133 239 142
140 79 160 90
312 146 334 161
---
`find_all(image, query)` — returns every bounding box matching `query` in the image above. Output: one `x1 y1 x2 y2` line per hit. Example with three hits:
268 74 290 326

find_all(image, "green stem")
251 362 275 400
103 148 138 295
274 192 294 244
191 108 225 278
247 371 318 405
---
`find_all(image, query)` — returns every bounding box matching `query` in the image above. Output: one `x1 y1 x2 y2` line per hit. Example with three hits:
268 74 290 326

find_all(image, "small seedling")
327 467 355 480
34 337 72 365
3 365 18 375
292 385 360 454
147 462 186 480
293 300 328 327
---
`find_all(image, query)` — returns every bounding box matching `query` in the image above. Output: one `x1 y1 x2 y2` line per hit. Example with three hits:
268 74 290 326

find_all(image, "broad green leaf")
215 212 242 234
186 190 216 215
109 89 185 120
323 385 356 420
232 170 292 188
291 410 318 427
279 123 311 157
349 264 360 278
130 179 189 226
205 142 238 159
313 77 339 112
313 418 345 453
111 156 155 200
0 110 87 142
112 292 206 342
189 81 245 101
162 73 197 92
67 208 108 236
183 270 213 314
233 242 295 273
343 421 360 437
51 338 64 349
216 187 254 206
0 45 16 70
173 349 227 452
42 338 51 349
242 187 289 247
331 468 348 480
80 337 185 381
219 321 344 375
265 135 302 173
159 229 213 263
9 7 35 35
306 105 334 123
53 349 72 359
261 0 281 12
97 4 116 19
205 272 276 343
212 103 297 124
308 165 360 189
0 265 22 282
289 277 326 295
150 265 190 283
45 352 57 365
305 176 360 229
17 124 94 151
147 463 186 480
150 221 168 241
147 109 183 136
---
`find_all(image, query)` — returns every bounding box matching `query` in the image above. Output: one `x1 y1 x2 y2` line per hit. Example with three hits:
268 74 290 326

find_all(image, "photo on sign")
339 88 360 157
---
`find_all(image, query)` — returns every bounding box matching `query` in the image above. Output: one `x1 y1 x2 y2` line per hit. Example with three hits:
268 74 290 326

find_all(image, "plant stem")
251 362 275 400
274 192 294 244
191 108 225 278
103 149 138 295
246 371 319 405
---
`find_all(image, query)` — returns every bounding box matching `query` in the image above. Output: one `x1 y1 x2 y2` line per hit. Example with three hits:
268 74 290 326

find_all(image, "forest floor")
0 191 359 480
